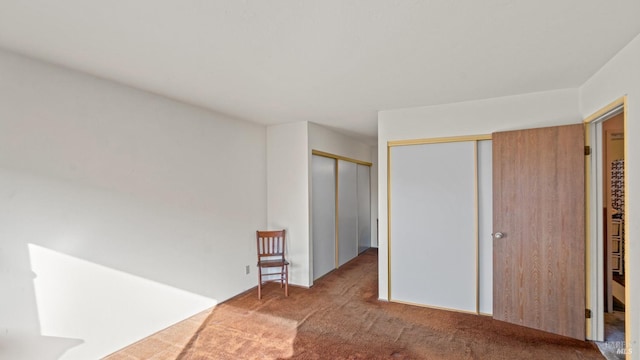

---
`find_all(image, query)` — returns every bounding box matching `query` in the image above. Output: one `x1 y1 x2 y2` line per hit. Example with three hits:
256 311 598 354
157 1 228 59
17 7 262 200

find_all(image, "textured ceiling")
1 1 640 144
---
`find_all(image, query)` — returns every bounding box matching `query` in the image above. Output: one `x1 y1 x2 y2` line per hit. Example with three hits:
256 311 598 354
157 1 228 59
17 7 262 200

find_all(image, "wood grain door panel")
493 124 585 340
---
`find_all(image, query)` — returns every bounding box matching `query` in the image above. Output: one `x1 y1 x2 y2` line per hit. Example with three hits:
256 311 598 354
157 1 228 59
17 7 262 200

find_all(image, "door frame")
583 96 628 342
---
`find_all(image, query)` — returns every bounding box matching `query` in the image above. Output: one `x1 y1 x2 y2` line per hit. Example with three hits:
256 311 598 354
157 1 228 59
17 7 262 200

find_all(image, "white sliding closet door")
357 164 371 253
312 155 336 280
477 140 493 315
338 160 358 267
390 141 477 313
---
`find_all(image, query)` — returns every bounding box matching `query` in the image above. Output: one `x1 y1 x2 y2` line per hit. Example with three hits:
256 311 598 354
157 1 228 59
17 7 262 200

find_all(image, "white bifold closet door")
312 155 336 280
338 160 358 267
357 164 371 254
390 140 492 314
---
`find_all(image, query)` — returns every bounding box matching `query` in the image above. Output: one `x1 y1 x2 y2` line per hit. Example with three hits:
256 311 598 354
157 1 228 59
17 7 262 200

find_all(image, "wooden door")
493 124 585 340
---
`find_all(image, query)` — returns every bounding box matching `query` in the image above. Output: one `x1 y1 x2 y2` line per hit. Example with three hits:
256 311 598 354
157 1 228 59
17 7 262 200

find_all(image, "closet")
311 152 371 281
388 136 492 314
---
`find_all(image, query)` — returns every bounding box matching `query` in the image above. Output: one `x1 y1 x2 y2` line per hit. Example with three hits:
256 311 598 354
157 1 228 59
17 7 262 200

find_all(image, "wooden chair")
256 230 289 299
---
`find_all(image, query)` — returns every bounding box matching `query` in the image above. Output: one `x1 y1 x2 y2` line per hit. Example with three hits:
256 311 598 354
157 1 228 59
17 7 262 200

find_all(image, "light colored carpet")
173 249 603 360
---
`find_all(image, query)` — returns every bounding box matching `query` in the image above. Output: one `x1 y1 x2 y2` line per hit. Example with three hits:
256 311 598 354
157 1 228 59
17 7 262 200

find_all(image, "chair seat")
258 259 290 267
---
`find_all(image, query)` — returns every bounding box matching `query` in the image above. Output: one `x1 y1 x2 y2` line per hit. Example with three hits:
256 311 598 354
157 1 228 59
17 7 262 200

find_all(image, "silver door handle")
493 232 505 239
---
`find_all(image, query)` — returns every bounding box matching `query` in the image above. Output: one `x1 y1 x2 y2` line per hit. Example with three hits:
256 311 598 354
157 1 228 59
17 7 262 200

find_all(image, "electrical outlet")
245 265 250 275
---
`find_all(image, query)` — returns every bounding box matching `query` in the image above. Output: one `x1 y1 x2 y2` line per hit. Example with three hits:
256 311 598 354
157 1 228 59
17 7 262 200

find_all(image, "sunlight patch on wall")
28 243 217 360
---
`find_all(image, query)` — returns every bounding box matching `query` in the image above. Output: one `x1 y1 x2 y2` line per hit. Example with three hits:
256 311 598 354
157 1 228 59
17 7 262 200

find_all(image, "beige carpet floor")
108 249 604 359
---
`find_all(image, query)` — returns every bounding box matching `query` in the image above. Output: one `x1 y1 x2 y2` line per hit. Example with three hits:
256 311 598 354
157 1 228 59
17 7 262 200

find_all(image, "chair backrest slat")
256 230 286 259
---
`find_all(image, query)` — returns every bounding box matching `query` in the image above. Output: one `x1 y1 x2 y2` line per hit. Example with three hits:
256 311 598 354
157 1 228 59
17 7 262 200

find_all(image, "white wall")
267 122 311 286
580 32 640 358
308 123 373 162
0 49 267 360
377 88 581 301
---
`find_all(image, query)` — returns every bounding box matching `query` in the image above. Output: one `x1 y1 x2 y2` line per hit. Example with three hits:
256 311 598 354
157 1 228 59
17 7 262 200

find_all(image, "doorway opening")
585 97 628 356
601 113 625 346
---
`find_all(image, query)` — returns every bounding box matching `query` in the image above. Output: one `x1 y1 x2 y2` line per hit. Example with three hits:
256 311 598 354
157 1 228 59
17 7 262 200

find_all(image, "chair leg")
280 265 284 288
284 265 289 297
257 266 262 300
